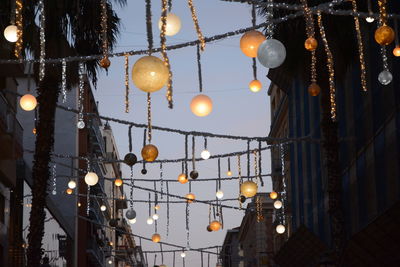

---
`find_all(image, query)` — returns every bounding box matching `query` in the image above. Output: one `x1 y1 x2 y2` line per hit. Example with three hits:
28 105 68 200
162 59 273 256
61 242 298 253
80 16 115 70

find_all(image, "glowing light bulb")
274 200 283 209
180 252 186 258
84 172 98 186
158 13 182 36
276 224 286 234
108 260 113 264
366 17 374 23
201 149 211 160
227 170 232 176
68 180 76 189
152 214 159 220
100 205 107 211
4 25 18 42
190 94 213 117
147 217 154 225
20 94 37 111
129 218 137 224
216 190 224 199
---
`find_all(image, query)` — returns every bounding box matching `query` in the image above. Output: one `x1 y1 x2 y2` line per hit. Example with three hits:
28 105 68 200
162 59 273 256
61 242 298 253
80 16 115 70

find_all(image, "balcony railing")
88 117 106 157
87 237 105 267
0 93 23 157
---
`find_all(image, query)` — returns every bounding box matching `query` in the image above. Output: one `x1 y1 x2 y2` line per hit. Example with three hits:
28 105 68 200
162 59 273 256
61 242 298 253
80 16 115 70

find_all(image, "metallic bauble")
126 209 137 220
189 170 199 179
308 83 321 96
257 39 286 69
378 70 393 85
141 144 159 162
124 153 138 166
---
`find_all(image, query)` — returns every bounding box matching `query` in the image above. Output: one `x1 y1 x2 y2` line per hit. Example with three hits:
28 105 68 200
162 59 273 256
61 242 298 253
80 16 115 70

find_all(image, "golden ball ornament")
210 220 222 231
308 83 321 97
20 94 37 111
190 94 213 117
240 30 266 58
132 56 169 93
178 173 188 184
240 181 258 198
304 37 318 51
66 188 73 195
374 25 395 46
114 178 123 187
158 13 182 36
249 79 262 93
393 46 400 57
141 144 159 162
152 233 161 243
100 57 111 69
185 193 195 203
269 191 278 200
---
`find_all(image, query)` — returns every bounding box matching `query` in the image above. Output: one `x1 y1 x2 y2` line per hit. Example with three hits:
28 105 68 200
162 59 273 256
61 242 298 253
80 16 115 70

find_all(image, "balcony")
88 118 106 157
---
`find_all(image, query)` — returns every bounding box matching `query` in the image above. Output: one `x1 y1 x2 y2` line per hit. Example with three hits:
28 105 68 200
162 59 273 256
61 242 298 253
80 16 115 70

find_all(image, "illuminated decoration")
178 173 188 184
84 172 99 186
216 190 224 199
68 180 76 189
378 70 393 85
240 181 258 198
189 170 199 180
38 0 45 81
152 214 159 220
274 200 283 209
180 252 186 258
4 25 18 42
14 0 23 58
77 202 81 207
190 94 213 117
188 0 206 50
201 150 211 160
100 57 111 69
209 220 221 231
308 83 321 97
257 39 286 69
158 13 181 36
124 153 138 166
147 217 154 225
100 205 106 211
375 0 394 46
129 218 137 224
304 37 317 51
66 188 73 195
185 193 195 203
124 55 130 112
155 204 160 210
152 233 161 243
249 80 262 93
276 224 286 234
77 62 85 129
108 260 112 265
227 170 232 177
131 56 169 93
269 191 278 200
366 17 374 23
20 94 37 111
126 209 136 220
240 30 266 58
393 46 400 57
141 144 159 162
114 178 123 187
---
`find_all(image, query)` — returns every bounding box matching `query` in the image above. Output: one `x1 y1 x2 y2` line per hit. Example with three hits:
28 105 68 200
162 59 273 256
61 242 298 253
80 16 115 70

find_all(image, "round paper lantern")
239 195 246 203
100 57 111 69
129 218 137 224
190 94 213 117
141 144 159 162
147 217 154 225
227 170 232 177
274 200 283 209
126 209 136 220
152 214 159 220
189 170 199 180
276 224 286 234
366 17 374 23
393 46 400 57
4 25 18 42
68 180 76 189
257 39 286 69
240 30 266 58
216 190 224 199
100 205 107 211
249 79 262 93
131 56 169 93
155 204 161 210
158 13 182 36
308 83 321 96
304 37 318 51
114 178 123 187
201 149 211 160
207 225 212 232
66 188 73 195
180 252 186 258
210 220 221 231
178 173 188 184
141 168 147 175
378 70 393 85
20 94 37 111
85 172 99 186
240 181 258 198
269 191 278 200
375 25 395 46
152 233 161 243
124 153 137 166
186 193 195 203
109 219 118 227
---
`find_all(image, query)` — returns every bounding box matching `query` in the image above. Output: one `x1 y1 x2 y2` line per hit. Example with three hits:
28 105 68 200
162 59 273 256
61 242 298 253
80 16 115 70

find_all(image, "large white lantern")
84 172 99 186
257 39 286 69
4 25 18 42
158 13 182 36
20 94 37 111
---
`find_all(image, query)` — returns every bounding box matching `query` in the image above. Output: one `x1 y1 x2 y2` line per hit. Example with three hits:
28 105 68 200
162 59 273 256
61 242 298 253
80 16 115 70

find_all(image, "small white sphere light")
4 25 18 42
20 94 37 111
276 224 286 234
274 200 283 209
152 214 159 220
84 172 99 186
108 259 113 264
100 205 107 211
147 217 154 225
158 13 182 36
201 149 211 160
366 17 375 23
180 252 186 258
216 190 224 199
68 180 76 189
129 218 137 224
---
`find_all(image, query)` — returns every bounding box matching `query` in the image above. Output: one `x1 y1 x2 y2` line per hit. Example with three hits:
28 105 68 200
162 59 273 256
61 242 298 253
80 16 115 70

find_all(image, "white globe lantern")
366 17 374 23
84 172 99 186
190 94 213 117
273 200 283 209
152 214 159 220
180 252 186 258
216 190 224 199
257 39 286 69
276 224 286 234
68 180 76 189
158 13 182 36
4 25 18 42
100 205 107 211
20 94 37 111
201 149 211 160
108 259 113 264
147 217 154 225
129 218 137 224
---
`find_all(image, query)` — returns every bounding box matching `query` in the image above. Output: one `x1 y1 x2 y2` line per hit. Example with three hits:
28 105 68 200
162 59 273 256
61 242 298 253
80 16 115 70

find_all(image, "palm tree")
1 1 125 266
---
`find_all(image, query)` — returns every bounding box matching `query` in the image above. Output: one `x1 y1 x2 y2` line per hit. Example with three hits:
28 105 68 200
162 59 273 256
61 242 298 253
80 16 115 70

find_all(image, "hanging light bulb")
178 173 188 184
4 25 18 42
274 200 283 209
68 180 76 189
366 16 374 23
201 149 211 160
180 252 186 258
152 214 159 220
129 218 137 224
100 205 107 211
84 172 99 186
276 224 286 234
216 190 224 199
158 13 182 36
20 94 37 111
108 259 113 265
249 80 262 93
226 170 232 176
146 217 154 225
155 204 161 210
190 94 213 117
114 178 123 187
66 188 73 195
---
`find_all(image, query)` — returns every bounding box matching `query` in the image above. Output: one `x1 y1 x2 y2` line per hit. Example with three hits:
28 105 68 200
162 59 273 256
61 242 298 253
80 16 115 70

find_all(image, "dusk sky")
94 0 272 265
